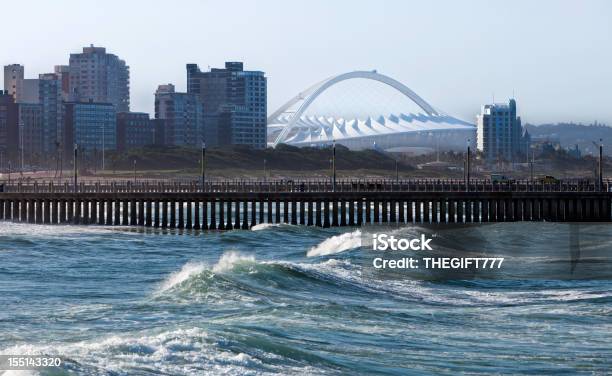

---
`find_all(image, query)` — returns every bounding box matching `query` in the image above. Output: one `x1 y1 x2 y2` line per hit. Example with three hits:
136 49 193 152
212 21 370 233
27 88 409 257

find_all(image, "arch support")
269 70 439 147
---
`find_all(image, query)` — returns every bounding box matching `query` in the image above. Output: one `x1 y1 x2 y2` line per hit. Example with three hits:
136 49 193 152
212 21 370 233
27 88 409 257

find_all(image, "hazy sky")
1 0 610 125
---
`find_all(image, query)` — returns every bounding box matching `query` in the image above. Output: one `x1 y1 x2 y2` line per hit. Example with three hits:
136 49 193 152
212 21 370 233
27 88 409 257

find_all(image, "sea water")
0 222 610 375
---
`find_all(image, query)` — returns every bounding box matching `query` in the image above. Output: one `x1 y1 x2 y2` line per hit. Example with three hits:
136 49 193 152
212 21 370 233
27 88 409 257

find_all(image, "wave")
212 251 256 273
250 223 297 231
307 230 362 257
157 262 207 293
0 222 139 240
157 251 256 294
156 249 612 309
0 327 316 375
251 223 281 231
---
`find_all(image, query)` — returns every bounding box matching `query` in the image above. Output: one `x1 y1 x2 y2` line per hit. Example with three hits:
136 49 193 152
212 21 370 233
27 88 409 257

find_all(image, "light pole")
599 139 603 192
591 139 604 191
530 150 535 182
133 159 137 184
73 144 78 192
332 140 336 192
101 120 105 171
8 161 11 185
201 142 206 190
19 121 24 171
263 158 267 181
466 138 471 191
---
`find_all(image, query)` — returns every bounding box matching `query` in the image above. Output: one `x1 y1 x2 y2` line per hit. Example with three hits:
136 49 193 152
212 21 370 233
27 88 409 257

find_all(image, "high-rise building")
0 91 19 167
151 119 166 146
69 45 130 112
116 112 153 151
477 99 529 162
54 65 71 101
63 101 116 157
154 84 204 147
186 62 267 149
3 64 39 103
19 79 39 103
39 73 63 154
4 64 24 99
18 103 43 164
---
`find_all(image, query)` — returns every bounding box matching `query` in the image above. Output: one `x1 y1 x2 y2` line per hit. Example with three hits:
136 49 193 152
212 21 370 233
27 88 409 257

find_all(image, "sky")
1 0 611 125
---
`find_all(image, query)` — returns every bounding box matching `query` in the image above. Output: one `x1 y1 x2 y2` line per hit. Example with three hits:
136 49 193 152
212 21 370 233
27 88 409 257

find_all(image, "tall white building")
68 45 130 112
477 99 529 162
3 64 39 103
3 64 23 99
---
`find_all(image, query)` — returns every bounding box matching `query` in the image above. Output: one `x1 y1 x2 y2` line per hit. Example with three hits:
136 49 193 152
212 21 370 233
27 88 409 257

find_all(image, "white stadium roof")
267 71 476 152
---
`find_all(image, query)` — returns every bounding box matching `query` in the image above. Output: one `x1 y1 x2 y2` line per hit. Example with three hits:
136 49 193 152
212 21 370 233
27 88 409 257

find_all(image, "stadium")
267 71 476 153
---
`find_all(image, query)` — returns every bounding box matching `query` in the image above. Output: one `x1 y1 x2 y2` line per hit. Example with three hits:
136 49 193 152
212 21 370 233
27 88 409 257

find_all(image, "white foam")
0 221 135 239
250 223 281 231
157 252 256 293
212 251 255 273
157 262 206 293
0 327 305 375
307 230 362 257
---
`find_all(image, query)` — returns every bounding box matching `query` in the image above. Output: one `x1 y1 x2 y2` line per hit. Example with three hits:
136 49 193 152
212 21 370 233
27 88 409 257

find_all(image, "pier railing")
2 179 611 227
1 178 610 194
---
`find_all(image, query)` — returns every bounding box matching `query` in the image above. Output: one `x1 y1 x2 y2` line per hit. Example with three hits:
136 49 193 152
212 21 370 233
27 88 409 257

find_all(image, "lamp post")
101 120 105 171
73 144 78 192
19 121 24 172
599 139 603 192
466 139 471 192
332 140 336 192
201 142 206 191
263 158 267 181
530 150 535 182
8 161 11 185
133 159 137 184
592 139 604 191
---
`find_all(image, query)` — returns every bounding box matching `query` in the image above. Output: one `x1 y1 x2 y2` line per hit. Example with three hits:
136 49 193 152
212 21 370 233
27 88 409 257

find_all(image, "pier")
0 179 610 227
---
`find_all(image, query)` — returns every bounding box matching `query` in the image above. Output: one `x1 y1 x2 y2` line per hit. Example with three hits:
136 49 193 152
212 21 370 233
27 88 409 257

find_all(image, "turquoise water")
0 222 610 375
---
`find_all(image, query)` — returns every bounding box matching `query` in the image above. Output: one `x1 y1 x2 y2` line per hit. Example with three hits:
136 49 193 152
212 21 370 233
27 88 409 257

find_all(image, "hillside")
104 144 411 174
526 123 612 155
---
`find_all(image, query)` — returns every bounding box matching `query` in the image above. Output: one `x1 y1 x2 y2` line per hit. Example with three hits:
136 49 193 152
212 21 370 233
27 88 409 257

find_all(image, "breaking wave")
0 327 319 375
307 230 362 257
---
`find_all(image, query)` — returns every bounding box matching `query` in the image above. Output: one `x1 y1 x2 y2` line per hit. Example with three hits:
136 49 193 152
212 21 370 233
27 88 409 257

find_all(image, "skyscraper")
477 99 528 162
54 65 71 101
18 103 43 164
39 73 63 155
0 91 18 167
3 64 39 103
186 62 267 149
63 101 116 157
3 64 24 99
117 112 153 151
154 84 204 147
68 45 130 112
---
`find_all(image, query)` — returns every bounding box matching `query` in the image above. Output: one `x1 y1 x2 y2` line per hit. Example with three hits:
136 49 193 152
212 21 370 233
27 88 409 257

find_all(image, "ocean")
0 221 610 375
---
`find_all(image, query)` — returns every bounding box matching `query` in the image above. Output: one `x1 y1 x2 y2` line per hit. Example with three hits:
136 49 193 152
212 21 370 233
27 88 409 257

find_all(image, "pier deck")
1 179 611 227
